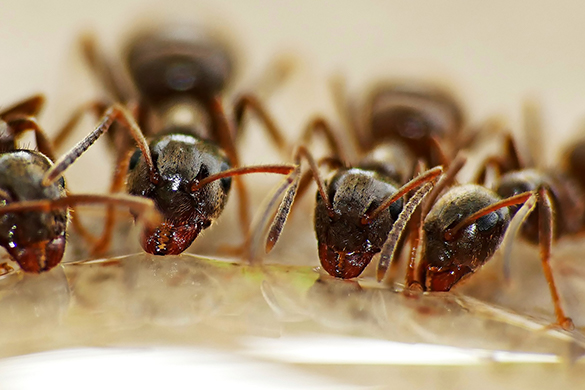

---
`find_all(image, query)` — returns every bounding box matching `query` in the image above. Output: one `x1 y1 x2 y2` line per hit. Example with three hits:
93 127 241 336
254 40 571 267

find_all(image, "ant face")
314 168 402 278
126 27 234 106
0 151 68 273
422 185 510 291
126 133 231 255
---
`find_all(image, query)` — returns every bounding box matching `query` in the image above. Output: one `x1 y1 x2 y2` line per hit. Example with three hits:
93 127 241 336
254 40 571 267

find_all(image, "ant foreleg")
233 93 289 154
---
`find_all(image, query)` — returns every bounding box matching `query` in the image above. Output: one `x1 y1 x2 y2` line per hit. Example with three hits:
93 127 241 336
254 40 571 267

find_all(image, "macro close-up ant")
248 81 467 279
47 25 296 257
0 95 157 274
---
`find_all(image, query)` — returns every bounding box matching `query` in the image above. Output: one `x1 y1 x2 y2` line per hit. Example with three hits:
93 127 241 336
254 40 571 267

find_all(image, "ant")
376 110 576 330
0 94 157 273
246 80 460 278
48 25 295 256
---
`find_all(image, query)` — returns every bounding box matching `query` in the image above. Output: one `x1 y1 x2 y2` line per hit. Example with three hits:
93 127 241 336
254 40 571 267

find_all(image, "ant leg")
243 53 297 101
522 100 543 169
208 97 250 240
81 34 133 103
329 75 369 154
52 100 108 150
89 150 134 256
301 117 348 163
233 93 289 153
4 116 56 161
43 103 155 186
421 154 466 218
245 146 330 263
537 187 574 330
0 94 45 120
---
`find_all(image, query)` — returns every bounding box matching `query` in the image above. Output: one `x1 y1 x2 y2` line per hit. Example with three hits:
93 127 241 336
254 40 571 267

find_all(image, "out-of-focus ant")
49 26 295 256
0 95 157 273
247 81 460 278
376 106 577 330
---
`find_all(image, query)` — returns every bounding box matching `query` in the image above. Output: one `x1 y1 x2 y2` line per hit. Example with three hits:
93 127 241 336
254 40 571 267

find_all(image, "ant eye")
58 176 65 188
196 164 209 181
476 212 499 232
219 161 231 192
128 149 142 170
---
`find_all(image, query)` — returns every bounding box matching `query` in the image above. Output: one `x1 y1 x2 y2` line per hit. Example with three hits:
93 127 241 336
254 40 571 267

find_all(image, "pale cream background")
1 1 585 388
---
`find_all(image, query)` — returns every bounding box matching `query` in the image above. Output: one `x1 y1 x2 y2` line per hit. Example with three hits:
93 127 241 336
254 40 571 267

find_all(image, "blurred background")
1 0 585 388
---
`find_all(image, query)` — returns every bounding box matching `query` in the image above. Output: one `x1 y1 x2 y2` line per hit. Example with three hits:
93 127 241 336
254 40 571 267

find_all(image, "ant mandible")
0 95 157 273
48 25 295 256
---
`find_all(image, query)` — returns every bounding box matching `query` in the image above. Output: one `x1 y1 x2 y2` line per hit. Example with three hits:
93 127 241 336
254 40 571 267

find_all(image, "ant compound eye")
128 149 142 170
219 161 231 192
476 212 500 232
196 164 210 181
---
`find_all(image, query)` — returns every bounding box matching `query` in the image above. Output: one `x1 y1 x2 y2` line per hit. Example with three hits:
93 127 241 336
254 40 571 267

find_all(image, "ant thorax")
314 167 403 279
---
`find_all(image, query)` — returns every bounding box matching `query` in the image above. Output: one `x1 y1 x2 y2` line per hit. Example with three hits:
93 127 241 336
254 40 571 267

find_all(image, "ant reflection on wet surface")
247 81 460 279
49 26 295 256
0 95 158 274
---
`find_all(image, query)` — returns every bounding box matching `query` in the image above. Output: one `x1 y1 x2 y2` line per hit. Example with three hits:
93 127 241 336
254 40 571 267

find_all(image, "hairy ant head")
314 168 403 279
0 151 68 272
421 185 510 291
127 133 230 255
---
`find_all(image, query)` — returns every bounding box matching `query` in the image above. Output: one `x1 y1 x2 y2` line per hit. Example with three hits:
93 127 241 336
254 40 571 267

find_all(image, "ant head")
0 151 68 272
314 168 402 279
422 185 510 291
126 134 231 255
126 26 234 106
367 83 463 165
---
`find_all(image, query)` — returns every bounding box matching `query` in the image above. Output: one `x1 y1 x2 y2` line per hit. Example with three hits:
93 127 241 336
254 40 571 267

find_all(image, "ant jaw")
140 220 205 256
425 265 472 292
7 236 65 273
318 243 374 279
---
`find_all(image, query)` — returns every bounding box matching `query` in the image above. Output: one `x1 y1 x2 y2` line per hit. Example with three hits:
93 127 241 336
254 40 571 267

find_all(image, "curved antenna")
43 104 157 186
421 154 466 217
6 116 56 161
189 164 295 192
0 193 159 225
376 182 435 282
444 191 534 241
362 165 443 225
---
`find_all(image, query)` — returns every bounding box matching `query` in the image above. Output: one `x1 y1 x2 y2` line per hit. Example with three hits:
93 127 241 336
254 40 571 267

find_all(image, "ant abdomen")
367 83 463 165
422 184 510 291
314 167 403 278
0 151 68 273
126 26 234 106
